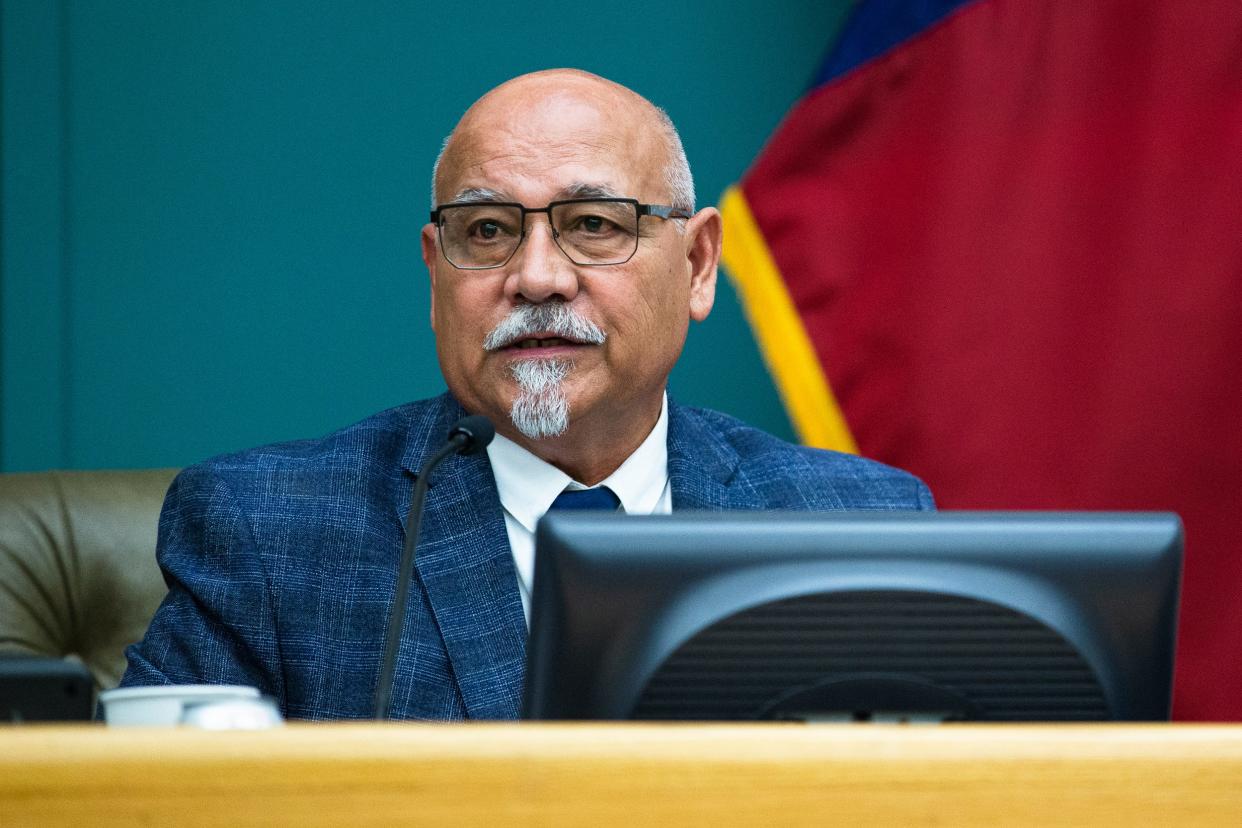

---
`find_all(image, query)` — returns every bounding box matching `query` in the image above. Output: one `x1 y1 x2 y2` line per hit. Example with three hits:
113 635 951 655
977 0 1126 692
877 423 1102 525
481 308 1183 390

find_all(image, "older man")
121 70 932 720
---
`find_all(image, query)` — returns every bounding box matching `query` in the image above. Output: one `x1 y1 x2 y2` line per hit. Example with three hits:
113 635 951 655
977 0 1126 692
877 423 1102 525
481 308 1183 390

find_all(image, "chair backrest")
0 469 178 690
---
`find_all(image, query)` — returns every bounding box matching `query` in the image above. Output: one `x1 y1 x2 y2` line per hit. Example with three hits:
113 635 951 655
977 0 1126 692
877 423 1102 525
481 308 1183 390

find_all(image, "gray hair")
654 106 696 213
483 300 607 352
430 105 696 213
508 358 572 440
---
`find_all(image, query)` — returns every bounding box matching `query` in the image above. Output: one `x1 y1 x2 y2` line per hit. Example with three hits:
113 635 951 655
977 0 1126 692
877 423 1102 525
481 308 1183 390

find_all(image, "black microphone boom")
373 415 495 719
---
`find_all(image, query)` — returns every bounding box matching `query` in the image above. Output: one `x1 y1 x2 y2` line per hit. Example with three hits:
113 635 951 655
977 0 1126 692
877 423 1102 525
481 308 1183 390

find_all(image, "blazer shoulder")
676 405 935 511
170 395 444 502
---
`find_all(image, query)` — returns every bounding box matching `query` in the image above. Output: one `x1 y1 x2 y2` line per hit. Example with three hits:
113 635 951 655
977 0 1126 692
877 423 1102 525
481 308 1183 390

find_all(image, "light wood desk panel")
3 724 1241 826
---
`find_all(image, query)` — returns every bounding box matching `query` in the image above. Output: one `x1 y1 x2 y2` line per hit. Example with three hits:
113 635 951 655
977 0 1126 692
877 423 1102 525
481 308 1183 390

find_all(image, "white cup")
180 697 283 730
99 685 264 727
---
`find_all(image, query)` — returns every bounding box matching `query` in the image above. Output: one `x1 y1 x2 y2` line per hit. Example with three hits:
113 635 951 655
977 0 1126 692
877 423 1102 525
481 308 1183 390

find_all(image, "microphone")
445 415 495 456
373 415 495 719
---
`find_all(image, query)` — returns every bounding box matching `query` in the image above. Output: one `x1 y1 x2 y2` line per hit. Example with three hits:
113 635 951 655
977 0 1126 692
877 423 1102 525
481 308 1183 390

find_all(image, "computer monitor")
522 512 1181 722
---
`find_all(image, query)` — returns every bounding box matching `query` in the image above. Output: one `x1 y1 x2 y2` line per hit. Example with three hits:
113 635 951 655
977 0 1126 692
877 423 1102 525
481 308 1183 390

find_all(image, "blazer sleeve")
915 476 936 510
119 466 286 703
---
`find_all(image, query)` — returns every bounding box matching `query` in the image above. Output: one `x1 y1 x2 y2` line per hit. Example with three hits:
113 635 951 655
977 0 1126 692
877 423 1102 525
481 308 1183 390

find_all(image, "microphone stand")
373 416 493 719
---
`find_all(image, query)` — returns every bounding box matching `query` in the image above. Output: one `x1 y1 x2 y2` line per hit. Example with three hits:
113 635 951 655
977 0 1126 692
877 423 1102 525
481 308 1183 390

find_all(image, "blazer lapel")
396 395 527 719
667 401 765 511
388 396 756 718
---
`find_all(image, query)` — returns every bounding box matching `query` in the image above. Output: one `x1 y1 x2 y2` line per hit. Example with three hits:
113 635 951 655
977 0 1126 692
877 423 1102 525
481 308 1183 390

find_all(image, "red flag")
722 0 1242 720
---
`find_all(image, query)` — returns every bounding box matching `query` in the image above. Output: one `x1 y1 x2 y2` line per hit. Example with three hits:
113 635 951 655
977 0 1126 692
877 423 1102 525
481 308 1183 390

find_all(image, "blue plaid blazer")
121 393 933 720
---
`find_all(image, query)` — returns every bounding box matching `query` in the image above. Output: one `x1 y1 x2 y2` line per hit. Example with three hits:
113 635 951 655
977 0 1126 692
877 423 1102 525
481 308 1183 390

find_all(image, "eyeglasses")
429 198 691 270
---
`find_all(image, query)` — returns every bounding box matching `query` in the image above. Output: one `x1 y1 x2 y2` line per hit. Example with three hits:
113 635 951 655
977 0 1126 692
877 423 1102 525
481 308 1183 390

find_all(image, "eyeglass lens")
438 201 640 268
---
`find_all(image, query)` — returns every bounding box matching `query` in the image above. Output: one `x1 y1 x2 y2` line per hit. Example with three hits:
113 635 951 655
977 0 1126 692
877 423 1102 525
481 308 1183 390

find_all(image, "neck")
498 396 663 485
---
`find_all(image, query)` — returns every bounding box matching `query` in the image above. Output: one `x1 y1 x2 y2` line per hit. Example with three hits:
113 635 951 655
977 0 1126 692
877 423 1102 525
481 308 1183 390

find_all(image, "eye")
464 214 518 242
571 213 620 236
551 202 636 246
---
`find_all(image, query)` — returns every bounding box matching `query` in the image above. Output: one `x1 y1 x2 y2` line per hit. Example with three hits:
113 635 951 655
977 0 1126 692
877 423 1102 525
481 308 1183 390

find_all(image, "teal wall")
1 0 851 471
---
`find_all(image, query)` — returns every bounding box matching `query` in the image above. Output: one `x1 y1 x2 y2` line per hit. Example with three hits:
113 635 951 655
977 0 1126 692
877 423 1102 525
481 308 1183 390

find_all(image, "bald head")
430 69 695 212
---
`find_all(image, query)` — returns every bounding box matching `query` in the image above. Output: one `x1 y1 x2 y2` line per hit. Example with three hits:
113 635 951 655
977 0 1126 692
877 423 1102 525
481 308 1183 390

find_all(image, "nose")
505 216 581 304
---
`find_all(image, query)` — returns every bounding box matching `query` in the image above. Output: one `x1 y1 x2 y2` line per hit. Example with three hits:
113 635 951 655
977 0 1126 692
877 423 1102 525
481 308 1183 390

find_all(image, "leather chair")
0 469 178 691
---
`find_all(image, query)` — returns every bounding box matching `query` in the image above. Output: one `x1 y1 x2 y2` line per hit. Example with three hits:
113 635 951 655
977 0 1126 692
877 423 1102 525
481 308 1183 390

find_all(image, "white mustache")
483 301 606 351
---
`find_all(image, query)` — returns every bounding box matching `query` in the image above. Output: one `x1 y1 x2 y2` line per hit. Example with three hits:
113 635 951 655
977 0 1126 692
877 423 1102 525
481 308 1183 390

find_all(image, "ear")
684 207 722 322
421 223 439 327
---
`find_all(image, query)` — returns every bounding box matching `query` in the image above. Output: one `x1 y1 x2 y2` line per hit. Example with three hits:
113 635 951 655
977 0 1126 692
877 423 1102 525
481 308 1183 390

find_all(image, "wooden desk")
3 724 1241 826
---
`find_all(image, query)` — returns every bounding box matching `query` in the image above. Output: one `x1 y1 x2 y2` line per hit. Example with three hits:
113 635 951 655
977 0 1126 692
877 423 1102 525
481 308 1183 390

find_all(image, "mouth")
510 336 585 351
482 301 608 358
497 332 597 356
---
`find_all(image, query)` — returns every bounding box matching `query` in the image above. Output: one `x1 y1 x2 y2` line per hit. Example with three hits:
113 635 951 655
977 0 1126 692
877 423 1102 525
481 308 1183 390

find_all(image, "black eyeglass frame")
429 197 693 270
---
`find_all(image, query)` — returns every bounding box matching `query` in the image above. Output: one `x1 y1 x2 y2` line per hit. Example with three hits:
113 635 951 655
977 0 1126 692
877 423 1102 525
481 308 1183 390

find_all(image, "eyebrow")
559 182 624 200
448 186 509 203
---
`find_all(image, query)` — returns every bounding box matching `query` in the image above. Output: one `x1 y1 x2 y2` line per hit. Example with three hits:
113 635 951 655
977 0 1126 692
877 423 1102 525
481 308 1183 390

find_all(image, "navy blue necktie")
549 486 621 511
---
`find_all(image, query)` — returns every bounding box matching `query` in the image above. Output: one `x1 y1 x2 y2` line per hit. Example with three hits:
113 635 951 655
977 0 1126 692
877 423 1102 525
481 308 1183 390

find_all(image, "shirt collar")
487 393 669 532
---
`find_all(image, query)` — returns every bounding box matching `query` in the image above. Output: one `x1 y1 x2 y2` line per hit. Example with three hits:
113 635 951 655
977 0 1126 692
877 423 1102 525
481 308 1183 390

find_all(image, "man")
121 70 933 720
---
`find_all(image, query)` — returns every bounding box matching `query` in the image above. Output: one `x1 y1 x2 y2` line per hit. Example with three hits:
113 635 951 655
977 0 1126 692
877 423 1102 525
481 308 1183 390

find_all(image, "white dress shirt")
486 394 673 625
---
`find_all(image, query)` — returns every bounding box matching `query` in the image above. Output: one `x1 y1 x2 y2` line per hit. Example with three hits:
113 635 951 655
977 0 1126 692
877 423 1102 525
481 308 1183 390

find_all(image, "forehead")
439 89 669 204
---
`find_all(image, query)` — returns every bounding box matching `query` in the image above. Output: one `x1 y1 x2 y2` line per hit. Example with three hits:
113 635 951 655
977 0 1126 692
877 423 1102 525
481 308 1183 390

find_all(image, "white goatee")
509 358 572 439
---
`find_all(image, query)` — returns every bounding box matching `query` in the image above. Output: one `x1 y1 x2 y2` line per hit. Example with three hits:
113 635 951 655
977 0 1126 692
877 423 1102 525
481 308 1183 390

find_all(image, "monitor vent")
632 590 1109 721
